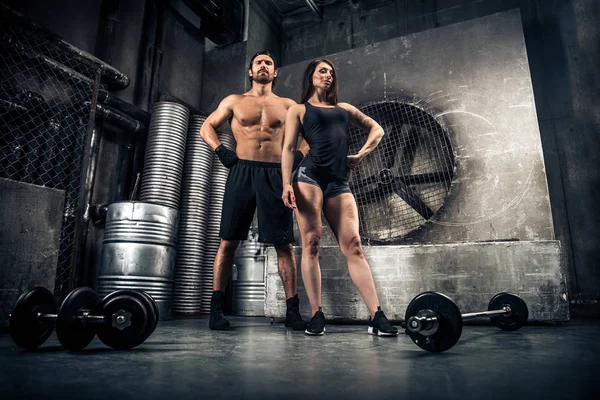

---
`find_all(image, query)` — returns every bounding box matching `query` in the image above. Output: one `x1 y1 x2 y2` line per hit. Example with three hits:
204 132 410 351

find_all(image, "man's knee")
274 243 294 258
218 239 239 256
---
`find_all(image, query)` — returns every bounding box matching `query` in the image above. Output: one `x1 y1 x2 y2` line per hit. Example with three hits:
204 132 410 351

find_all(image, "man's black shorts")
219 159 294 245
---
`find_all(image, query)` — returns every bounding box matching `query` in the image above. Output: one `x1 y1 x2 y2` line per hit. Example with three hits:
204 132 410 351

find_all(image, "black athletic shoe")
368 307 398 336
305 309 326 335
284 294 307 331
209 291 230 330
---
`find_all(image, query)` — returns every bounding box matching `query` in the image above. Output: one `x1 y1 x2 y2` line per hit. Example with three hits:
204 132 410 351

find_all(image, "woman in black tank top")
281 59 400 337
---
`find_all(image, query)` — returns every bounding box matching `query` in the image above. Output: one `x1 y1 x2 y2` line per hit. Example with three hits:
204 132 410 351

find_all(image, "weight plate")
405 292 463 353
488 292 529 331
94 292 149 350
100 290 157 341
9 287 57 350
138 290 160 332
56 287 100 351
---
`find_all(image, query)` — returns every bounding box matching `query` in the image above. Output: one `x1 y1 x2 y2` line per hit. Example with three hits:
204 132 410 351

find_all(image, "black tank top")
301 102 350 180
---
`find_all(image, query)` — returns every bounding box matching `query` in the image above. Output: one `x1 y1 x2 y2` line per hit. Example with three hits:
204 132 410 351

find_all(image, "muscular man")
200 50 308 330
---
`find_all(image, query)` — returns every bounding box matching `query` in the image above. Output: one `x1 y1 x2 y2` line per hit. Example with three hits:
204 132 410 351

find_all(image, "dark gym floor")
0 317 598 400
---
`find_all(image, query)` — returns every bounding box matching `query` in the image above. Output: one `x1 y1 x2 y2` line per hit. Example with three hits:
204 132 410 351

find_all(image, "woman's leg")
323 193 380 318
293 181 324 316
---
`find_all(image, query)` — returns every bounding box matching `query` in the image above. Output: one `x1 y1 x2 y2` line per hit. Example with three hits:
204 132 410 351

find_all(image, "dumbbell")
404 292 529 353
9 286 159 351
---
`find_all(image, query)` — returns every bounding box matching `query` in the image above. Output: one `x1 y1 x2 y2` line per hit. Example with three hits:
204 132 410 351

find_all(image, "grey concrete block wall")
264 242 569 323
277 10 554 246
0 179 65 329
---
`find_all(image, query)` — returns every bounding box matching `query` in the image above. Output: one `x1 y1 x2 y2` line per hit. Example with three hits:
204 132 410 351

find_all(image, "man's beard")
253 72 272 84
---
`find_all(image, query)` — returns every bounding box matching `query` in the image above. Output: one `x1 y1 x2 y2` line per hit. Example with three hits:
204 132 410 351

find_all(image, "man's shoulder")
271 95 297 108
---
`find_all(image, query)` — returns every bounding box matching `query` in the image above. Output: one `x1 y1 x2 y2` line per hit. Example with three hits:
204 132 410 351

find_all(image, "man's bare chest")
233 99 287 129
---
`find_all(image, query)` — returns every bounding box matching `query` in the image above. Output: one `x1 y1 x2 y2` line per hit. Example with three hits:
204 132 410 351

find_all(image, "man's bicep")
207 97 235 128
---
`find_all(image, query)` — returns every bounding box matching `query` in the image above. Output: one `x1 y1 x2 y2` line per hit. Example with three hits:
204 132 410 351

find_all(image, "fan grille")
348 100 456 242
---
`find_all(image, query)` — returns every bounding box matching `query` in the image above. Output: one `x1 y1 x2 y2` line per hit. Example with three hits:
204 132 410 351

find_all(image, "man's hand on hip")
215 144 239 168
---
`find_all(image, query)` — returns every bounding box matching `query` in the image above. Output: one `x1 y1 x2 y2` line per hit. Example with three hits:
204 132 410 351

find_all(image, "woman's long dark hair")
299 59 339 105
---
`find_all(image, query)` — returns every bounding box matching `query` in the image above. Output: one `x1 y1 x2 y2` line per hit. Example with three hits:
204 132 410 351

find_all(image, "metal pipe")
148 0 169 108
1 32 98 90
462 307 510 321
97 89 150 125
0 3 129 90
134 0 159 111
37 312 106 324
304 0 323 20
70 71 103 290
88 102 145 133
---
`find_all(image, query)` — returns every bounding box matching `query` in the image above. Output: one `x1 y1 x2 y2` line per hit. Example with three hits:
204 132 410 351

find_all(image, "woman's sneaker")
367 306 398 336
305 309 326 335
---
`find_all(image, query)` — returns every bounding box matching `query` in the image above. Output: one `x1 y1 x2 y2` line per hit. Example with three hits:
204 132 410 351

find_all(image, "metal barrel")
97 201 179 320
232 240 266 316
139 101 190 209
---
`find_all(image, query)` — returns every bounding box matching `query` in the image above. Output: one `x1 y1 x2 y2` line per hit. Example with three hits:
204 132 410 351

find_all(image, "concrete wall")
277 10 553 245
265 241 569 323
276 0 600 305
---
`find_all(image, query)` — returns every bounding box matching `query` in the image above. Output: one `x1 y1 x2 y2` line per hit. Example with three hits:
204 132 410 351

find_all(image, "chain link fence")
0 10 101 301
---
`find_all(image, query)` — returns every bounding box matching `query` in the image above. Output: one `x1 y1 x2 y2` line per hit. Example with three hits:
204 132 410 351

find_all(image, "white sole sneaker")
305 328 326 335
368 326 398 336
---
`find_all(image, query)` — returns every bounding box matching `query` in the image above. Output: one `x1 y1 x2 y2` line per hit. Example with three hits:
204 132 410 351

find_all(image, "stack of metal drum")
97 102 190 320
171 116 232 315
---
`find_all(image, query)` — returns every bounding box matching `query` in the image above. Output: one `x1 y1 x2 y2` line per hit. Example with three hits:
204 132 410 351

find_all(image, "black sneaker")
368 306 398 336
305 309 326 335
284 294 306 330
209 291 230 330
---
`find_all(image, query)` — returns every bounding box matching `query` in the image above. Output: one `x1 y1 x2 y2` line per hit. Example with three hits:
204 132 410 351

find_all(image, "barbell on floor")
9 286 159 351
404 291 529 353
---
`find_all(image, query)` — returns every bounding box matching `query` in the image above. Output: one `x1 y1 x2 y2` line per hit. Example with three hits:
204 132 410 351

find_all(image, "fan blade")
392 178 434 219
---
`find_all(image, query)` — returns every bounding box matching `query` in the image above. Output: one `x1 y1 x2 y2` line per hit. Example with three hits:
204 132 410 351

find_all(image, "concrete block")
0 178 64 329
265 241 569 323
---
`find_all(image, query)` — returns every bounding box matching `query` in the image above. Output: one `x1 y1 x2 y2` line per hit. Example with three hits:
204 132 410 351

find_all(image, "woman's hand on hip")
282 184 297 209
347 153 365 171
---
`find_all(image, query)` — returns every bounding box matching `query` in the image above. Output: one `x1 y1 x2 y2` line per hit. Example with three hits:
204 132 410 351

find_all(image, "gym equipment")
56 287 101 351
93 290 155 349
405 291 528 353
9 286 158 351
9 287 57 350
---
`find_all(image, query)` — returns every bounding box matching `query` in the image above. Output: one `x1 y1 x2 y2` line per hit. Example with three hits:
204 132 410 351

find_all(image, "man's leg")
210 239 240 330
274 243 306 330
274 243 296 299
211 161 255 330
213 239 240 292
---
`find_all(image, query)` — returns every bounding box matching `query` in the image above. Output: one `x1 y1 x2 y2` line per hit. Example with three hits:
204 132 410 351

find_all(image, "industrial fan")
348 100 456 242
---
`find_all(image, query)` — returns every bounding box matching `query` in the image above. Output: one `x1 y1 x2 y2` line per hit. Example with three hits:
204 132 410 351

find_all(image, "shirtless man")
200 51 308 330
